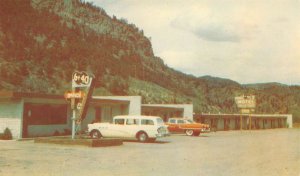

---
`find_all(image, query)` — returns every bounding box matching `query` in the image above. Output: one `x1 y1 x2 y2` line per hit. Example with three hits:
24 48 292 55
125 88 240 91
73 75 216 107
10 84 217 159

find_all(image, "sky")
87 0 300 85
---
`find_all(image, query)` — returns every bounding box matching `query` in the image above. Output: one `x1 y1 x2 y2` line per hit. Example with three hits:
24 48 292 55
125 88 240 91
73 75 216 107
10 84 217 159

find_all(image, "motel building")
195 113 293 131
0 91 193 139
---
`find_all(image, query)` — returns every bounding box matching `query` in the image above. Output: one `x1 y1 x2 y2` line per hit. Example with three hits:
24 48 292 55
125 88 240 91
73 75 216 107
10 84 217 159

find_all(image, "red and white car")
166 118 210 136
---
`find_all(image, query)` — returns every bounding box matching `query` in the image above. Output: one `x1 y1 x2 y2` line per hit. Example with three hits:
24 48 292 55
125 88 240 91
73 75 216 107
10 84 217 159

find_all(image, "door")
94 107 102 123
176 119 186 133
22 103 30 138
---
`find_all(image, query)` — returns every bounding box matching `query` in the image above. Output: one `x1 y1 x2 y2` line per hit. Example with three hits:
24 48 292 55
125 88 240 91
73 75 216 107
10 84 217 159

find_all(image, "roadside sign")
64 91 84 99
240 109 250 114
235 95 256 109
66 71 95 139
72 71 92 88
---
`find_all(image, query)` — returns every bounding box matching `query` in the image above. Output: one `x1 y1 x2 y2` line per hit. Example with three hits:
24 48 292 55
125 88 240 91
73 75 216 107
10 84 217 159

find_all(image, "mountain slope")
0 0 300 122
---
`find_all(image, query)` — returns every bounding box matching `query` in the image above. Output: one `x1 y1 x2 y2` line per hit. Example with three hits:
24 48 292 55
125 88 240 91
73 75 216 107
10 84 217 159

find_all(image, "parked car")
88 115 169 142
166 118 210 136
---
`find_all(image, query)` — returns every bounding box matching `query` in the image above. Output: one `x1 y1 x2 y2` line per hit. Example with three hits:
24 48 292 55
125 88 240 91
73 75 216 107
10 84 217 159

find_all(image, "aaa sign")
72 71 92 87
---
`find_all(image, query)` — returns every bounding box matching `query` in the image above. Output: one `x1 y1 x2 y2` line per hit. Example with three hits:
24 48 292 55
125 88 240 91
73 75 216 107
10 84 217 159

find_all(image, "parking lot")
1 129 299 176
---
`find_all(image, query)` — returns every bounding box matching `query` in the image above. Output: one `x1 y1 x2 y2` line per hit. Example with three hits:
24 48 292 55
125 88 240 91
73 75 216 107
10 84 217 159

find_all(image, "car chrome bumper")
156 133 170 137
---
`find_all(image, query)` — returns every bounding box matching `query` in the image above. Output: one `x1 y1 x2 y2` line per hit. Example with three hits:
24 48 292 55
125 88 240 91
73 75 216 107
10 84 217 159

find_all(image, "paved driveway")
1 129 299 176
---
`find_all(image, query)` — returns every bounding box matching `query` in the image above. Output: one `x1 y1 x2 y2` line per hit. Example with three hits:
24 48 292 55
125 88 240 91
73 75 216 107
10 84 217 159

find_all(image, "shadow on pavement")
123 140 171 144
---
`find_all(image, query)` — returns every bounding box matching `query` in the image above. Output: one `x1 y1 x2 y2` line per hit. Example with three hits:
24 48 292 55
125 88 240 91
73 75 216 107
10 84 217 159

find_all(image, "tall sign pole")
65 71 94 139
235 95 256 131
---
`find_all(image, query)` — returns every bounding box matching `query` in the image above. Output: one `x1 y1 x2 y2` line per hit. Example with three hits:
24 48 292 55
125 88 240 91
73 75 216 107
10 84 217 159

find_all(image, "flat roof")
0 91 63 99
91 98 129 105
198 113 291 119
0 91 130 105
142 104 189 111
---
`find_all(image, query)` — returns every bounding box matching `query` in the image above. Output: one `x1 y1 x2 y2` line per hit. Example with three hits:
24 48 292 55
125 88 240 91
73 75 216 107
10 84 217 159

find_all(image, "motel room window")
26 103 67 125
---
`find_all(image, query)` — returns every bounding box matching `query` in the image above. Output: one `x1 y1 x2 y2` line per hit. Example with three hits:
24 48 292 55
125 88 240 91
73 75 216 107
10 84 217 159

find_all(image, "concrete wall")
142 104 193 119
286 114 293 128
93 96 141 115
27 124 70 137
183 104 193 119
0 100 23 138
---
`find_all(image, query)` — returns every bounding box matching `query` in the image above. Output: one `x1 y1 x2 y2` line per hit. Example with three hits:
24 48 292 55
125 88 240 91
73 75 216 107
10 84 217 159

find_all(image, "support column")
72 109 76 139
249 114 252 130
240 115 243 130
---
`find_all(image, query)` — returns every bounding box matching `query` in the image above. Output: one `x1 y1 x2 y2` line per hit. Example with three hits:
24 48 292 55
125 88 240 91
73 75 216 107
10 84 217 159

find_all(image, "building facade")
0 91 141 138
195 113 293 131
0 91 192 139
141 104 193 122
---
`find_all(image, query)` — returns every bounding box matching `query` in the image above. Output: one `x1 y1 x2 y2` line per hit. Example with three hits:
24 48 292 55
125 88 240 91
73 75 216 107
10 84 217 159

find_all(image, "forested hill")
0 0 300 122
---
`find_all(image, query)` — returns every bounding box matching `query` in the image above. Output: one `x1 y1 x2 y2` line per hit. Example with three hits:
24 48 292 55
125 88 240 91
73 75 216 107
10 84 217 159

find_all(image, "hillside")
0 0 300 122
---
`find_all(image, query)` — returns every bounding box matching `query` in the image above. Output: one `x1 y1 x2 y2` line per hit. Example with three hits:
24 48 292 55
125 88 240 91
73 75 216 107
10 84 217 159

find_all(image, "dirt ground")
0 129 299 176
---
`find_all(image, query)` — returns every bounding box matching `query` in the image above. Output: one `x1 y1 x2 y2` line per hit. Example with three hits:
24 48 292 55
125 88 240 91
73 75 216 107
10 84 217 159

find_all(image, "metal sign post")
71 103 76 139
235 95 256 131
65 71 94 139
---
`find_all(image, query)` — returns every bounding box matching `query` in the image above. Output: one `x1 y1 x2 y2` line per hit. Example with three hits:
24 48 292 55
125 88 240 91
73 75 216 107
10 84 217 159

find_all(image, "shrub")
1 128 13 140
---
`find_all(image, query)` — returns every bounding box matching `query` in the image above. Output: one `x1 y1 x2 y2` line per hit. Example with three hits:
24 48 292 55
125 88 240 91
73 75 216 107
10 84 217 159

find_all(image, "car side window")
170 119 176 124
115 119 125 125
177 120 185 124
141 119 154 125
126 119 139 125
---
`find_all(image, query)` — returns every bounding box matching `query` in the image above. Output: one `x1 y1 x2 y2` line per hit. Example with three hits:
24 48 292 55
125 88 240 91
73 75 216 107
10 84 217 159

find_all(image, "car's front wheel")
137 132 148 142
90 130 102 139
185 129 194 136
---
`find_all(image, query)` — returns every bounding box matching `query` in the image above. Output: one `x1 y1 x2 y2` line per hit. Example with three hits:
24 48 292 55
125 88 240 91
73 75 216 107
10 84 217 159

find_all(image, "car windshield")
157 118 164 125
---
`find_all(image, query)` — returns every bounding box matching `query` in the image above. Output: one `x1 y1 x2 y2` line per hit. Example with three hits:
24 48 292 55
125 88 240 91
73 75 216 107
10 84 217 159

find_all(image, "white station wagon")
88 115 169 142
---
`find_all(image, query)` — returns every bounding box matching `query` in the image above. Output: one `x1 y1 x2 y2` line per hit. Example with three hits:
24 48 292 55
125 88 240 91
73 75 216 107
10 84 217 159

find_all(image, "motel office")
195 113 293 131
0 91 193 139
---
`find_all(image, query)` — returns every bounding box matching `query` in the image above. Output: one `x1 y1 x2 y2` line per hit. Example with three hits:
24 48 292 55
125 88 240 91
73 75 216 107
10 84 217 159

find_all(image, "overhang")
142 104 184 111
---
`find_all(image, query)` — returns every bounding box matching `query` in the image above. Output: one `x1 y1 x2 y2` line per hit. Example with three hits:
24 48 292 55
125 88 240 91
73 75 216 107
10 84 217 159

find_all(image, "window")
141 119 154 125
25 103 67 125
115 119 125 125
126 119 139 125
177 120 185 124
170 119 176 124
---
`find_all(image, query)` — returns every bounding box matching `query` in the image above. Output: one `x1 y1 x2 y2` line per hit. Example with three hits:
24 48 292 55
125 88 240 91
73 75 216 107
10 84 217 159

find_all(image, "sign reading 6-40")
72 71 92 88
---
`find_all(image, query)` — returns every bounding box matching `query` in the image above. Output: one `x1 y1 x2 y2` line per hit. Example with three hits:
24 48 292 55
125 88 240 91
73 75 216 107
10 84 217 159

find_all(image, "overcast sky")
88 0 300 85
